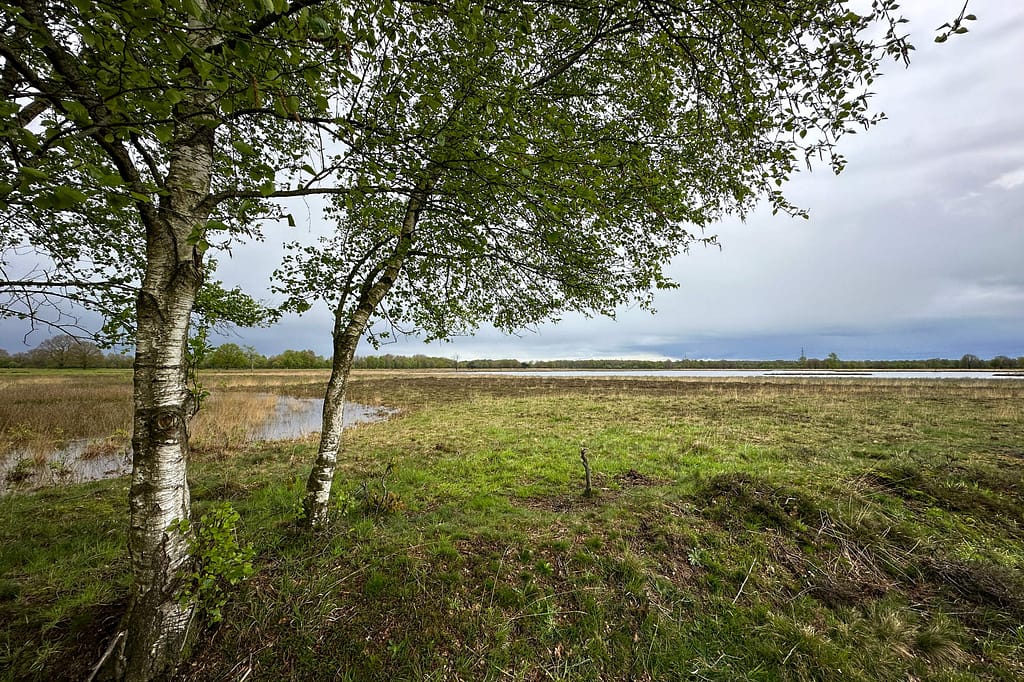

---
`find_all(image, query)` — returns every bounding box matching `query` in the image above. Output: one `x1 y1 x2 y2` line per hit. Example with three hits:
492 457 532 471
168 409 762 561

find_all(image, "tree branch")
0 7 158 231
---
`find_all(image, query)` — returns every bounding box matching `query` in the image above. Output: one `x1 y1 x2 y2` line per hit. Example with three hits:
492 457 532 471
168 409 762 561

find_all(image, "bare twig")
580 446 592 497
732 559 757 605
86 630 124 682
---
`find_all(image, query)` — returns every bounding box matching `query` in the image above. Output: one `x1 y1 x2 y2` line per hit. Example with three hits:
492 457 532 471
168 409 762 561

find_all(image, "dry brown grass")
190 391 280 451
0 370 331 462
0 371 131 458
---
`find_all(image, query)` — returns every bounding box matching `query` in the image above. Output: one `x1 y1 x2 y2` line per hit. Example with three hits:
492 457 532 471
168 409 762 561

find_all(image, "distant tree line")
528 354 1024 370
197 344 333 370
2 337 1020 371
0 335 132 369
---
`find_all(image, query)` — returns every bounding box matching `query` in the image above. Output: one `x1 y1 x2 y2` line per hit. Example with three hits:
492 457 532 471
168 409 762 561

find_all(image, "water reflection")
1 396 395 494
254 396 397 441
0 439 131 493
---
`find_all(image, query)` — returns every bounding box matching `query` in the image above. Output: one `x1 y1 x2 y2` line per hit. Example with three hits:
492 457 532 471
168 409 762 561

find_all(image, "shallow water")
1 396 395 494
0 439 131 493
472 369 1022 380
254 396 396 441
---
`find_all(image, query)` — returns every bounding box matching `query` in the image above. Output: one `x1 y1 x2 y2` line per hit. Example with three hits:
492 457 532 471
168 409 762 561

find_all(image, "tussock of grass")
2 374 1023 680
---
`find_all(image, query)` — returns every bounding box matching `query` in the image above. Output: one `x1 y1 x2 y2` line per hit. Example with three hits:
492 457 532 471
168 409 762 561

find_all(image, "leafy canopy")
2 0 928 344
276 0 916 342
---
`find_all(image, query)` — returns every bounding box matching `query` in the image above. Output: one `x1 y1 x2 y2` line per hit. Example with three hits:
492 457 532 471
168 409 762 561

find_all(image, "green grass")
2 375 1023 680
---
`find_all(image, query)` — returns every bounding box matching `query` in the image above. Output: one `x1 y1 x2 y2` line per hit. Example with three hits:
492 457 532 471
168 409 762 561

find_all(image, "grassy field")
1 371 1022 680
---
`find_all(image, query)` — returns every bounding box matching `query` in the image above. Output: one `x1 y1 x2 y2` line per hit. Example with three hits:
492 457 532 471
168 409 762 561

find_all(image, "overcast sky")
3 1 1022 361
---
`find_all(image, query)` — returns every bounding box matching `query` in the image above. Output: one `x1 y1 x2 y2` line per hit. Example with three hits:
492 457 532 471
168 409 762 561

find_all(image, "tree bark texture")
303 183 434 527
109 108 214 681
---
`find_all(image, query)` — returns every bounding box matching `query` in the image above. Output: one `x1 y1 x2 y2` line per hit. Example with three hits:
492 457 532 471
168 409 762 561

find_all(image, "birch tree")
272 0 940 527
1 0 373 678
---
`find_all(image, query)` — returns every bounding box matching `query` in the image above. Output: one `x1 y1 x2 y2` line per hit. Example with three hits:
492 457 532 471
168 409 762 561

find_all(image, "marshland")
1 370 1022 680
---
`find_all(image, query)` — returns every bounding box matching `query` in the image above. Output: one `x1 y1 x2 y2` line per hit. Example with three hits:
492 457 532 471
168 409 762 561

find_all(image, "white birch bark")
303 183 434 527
109 21 217 676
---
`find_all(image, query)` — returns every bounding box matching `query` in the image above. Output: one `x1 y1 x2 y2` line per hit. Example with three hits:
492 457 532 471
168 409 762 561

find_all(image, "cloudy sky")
3 1 1022 361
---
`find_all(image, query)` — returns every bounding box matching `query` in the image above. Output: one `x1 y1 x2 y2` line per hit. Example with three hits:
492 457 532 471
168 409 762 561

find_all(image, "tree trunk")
302 315 362 527
303 183 433 527
107 107 214 681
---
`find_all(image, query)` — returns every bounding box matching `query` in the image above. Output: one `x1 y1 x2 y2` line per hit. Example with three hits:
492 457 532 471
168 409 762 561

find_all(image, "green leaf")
183 0 202 18
19 167 50 182
32 194 56 210
53 186 88 208
187 224 206 245
232 140 255 156
259 181 276 196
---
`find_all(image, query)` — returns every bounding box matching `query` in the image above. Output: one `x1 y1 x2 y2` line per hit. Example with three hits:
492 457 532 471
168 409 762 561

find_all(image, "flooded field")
1 386 395 494
4 366 1019 494
255 395 396 441
474 369 1023 379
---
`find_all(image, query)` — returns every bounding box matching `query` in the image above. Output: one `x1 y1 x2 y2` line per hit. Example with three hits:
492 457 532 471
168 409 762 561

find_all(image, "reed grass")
0 370 332 463
189 391 281 451
0 372 131 458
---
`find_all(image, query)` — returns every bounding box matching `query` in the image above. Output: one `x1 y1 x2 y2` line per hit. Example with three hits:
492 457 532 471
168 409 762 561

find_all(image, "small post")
580 447 593 497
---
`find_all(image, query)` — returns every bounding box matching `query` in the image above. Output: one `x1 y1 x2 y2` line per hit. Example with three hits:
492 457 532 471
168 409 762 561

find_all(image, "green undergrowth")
2 378 1022 680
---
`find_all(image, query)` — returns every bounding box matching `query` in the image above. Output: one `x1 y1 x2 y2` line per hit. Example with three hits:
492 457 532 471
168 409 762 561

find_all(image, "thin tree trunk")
108 102 215 682
303 182 434 527
302 316 362 526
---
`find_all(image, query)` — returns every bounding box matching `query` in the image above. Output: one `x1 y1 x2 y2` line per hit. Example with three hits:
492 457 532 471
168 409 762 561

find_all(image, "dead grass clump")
514 491 609 512
811 515 903 607
630 517 702 587
80 437 128 460
926 559 1024 620
190 392 279 451
695 472 819 532
614 469 667 487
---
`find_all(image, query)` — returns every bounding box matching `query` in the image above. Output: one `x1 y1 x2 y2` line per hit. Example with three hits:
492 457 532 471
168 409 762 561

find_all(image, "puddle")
1 396 395 494
0 439 131 494
254 396 397 441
